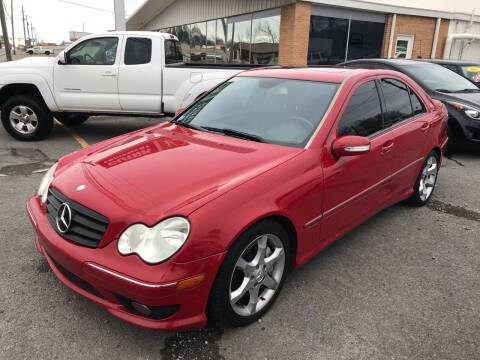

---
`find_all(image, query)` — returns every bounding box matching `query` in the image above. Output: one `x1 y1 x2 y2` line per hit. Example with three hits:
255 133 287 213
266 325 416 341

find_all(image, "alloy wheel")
9 105 38 134
229 234 285 317
419 155 438 201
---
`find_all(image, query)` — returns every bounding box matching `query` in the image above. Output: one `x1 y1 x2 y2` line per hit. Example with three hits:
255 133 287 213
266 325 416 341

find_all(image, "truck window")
67 37 118 65
165 40 183 64
124 37 152 65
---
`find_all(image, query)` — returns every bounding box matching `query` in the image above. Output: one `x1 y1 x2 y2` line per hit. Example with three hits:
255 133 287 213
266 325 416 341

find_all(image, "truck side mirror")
57 51 67 65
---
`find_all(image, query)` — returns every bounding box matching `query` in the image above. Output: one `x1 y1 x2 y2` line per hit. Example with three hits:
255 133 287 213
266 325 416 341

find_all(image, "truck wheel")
27 50 33 55
45 51 50 55
1 95 53 141
55 113 89 126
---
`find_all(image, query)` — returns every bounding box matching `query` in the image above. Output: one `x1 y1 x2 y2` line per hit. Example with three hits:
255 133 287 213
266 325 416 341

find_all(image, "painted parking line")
54 119 89 148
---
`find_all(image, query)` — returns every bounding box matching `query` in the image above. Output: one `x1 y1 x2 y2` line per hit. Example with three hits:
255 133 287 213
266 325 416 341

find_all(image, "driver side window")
338 81 383 137
67 37 118 65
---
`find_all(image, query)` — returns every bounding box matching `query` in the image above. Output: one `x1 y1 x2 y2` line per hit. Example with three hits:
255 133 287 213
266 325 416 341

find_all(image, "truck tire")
45 51 50 55
55 113 89 126
1 95 53 141
27 50 33 55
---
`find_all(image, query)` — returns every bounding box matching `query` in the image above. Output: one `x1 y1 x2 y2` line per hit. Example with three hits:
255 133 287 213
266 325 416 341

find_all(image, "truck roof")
81 31 175 39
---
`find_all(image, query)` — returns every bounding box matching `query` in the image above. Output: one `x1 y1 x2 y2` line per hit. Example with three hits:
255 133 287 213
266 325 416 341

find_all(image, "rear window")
174 77 339 148
380 78 413 127
165 39 183 64
124 37 152 65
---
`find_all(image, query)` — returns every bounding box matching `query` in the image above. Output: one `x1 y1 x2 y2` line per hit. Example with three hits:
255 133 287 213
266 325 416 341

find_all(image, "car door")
377 78 430 194
54 36 122 111
321 79 395 241
118 36 162 113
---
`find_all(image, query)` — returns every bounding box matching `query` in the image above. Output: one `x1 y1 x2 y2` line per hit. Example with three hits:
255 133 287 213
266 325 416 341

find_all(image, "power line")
58 0 113 13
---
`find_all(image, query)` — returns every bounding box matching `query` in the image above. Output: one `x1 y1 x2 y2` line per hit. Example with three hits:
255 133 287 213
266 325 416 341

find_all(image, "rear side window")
338 81 383 137
380 78 413 127
410 89 426 115
165 40 183 64
124 37 152 65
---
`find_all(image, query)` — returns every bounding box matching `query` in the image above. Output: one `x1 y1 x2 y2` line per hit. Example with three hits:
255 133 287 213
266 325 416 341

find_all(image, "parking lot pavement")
1 117 479 360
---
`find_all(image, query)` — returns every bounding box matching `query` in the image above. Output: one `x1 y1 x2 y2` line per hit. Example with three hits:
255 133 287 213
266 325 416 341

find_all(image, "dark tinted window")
380 78 413 127
409 89 426 115
165 40 183 64
124 37 151 65
338 81 383 137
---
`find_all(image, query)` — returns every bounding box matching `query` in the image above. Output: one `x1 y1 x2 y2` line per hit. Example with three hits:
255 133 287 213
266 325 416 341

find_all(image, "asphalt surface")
0 116 479 360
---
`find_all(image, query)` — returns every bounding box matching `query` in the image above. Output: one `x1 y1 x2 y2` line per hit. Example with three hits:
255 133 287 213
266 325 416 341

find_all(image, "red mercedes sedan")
27 67 448 330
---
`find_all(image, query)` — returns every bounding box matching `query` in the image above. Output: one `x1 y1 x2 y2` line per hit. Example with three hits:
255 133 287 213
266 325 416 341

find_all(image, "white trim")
431 17 442 59
387 13 396 59
87 262 177 288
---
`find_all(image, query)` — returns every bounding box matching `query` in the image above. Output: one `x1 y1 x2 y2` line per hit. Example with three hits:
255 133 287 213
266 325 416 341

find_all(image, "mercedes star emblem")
56 203 72 233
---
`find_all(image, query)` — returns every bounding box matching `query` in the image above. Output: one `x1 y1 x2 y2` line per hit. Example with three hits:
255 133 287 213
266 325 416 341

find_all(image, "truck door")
53 36 122 111
118 36 162 113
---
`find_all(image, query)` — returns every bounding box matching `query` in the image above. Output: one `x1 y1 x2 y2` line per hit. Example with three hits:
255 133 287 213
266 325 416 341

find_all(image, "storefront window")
190 22 207 63
347 20 385 60
175 25 190 62
206 20 216 63
227 14 252 64
308 16 348 65
251 10 280 65
216 19 228 63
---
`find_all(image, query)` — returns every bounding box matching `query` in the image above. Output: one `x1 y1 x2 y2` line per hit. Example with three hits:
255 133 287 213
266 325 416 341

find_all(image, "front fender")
0 73 58 111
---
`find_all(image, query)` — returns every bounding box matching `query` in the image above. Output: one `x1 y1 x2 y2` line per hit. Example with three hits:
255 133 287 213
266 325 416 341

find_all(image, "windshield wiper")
435 88 453 93
201 126 265 143
171 120 203 131
453 88 480 93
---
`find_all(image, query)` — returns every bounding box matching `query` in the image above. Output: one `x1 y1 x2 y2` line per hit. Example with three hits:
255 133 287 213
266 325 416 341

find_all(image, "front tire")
1 95 53 140
55 113 89 126
208 220 290 327
408 151 439 206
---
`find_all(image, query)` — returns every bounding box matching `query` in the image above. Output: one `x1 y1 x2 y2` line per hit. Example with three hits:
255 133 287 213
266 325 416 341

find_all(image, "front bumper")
27 196 226 330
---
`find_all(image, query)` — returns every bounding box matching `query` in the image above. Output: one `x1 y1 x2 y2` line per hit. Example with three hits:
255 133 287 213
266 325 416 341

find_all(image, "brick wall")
381 14 451 59
278 1 311 66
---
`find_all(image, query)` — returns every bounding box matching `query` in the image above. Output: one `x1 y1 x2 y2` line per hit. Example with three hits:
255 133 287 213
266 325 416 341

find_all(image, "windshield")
403 64 479 92
174 77 339 148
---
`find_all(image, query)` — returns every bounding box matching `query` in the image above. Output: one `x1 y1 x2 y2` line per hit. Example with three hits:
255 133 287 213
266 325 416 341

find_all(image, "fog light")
130 302 152 316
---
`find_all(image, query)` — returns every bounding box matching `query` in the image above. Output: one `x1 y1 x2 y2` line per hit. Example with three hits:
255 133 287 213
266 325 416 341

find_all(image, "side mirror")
57 51 67 65
332 135 371 157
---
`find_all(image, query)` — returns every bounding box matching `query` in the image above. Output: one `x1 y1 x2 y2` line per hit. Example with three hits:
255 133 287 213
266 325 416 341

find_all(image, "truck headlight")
37 162 57 204
118 217 190 264
448 101 480 120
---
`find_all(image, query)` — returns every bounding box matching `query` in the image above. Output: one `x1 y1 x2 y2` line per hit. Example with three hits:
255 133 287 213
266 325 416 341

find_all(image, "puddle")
160 326 225 360
0 148 55 175
428 199 480 222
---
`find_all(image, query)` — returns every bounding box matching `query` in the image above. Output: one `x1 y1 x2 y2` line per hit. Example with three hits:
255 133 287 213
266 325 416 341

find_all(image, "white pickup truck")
0 31 252 140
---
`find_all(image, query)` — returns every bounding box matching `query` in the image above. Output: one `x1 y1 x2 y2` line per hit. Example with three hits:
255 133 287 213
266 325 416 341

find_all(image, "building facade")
127 0 480 66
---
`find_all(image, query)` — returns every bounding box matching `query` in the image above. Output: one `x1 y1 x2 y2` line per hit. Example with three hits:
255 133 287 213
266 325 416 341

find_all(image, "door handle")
101 71 117 77
381 140 394 153
420 122 430 133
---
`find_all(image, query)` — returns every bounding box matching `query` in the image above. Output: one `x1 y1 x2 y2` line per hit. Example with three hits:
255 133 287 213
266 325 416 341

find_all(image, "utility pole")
25 15 30 47
21 6 26 49
29 22 33 45
10 0 15 54
0 0 12 60
113 0 126 31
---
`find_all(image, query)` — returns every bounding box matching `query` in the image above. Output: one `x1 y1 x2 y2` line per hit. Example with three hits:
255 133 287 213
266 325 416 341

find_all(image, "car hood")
0 56 55 68
52 122 302 229
431 91 480 109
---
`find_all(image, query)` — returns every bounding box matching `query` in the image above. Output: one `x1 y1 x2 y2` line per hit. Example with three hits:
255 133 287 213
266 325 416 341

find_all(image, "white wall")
446 20 480 60
361 0 478 17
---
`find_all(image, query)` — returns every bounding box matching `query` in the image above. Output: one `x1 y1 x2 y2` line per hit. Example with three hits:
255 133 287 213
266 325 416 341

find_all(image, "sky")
3 0 147 45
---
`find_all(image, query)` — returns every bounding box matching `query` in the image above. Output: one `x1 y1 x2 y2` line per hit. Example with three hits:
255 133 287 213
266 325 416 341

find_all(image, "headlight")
37 162 57 204
118 217 190 264
447 101 480 120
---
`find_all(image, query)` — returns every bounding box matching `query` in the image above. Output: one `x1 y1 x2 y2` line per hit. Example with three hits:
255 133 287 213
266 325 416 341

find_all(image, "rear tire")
45 51 50 55
208 220 290 327
1 95 53 141
408 151 439 206
445 119 463 155
55 113 89 126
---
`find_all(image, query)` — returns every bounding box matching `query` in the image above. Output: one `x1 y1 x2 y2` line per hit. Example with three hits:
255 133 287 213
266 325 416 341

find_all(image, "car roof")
418 59 480 66
238 66 389 83
343 58 432 66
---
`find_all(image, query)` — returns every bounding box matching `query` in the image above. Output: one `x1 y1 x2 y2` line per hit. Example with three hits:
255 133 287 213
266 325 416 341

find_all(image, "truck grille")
46 188 109 248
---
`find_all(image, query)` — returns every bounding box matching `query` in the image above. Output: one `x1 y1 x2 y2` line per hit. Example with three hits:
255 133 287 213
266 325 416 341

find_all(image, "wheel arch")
0 83 52 110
